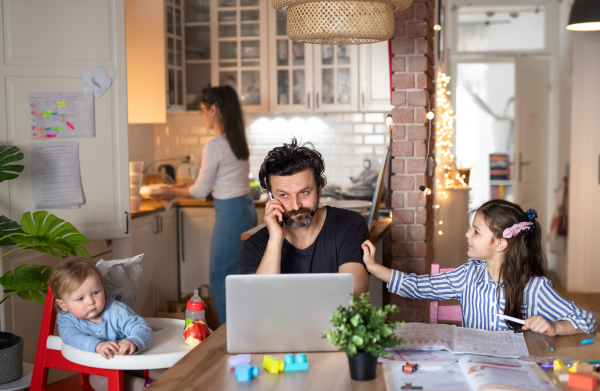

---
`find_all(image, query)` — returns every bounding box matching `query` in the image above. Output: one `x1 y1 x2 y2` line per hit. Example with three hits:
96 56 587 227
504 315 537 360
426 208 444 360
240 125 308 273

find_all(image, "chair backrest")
428 264 462 324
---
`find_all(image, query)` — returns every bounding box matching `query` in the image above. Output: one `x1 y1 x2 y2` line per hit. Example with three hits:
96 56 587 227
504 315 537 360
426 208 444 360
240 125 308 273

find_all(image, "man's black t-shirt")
238 206 370 274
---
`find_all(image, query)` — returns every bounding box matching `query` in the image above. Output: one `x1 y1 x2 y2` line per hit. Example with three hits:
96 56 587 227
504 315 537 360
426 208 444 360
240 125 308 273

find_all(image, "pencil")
542 338 555 352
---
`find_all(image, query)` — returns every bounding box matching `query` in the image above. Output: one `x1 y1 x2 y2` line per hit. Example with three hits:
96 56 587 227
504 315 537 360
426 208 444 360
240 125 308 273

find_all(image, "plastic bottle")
185 289 206 328
176 156 197 184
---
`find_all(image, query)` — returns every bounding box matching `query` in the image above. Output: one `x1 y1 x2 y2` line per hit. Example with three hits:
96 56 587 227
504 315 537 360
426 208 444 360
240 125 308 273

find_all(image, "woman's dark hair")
470 199 546 329
200 86 249 160
258 137 327 193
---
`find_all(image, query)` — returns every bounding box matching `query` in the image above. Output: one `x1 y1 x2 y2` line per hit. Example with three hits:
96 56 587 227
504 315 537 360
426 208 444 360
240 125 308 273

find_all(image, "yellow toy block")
569 361 582 373
263 355 285 374
554 359 568 372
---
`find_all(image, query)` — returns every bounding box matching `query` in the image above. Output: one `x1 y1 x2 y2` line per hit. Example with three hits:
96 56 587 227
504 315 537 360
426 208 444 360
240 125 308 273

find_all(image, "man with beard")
238 138 369 293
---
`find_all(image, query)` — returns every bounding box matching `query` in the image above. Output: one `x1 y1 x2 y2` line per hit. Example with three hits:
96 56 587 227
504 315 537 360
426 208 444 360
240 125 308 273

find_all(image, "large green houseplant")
0 145 90 306
323 292 404 381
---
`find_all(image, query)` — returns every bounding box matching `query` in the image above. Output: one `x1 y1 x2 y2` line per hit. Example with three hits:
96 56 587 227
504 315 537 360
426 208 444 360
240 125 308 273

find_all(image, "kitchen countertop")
131 197 267 219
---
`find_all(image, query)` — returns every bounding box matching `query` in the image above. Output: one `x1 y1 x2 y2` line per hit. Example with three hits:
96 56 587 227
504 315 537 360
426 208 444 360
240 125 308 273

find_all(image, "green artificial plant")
322 292 404 357
0 145 90 305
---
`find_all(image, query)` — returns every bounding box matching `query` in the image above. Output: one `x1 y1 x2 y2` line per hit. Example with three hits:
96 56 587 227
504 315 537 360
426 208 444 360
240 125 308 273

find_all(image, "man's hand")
117 339 138 355
95 341 119 360
264 198 286 241
522 316 557 336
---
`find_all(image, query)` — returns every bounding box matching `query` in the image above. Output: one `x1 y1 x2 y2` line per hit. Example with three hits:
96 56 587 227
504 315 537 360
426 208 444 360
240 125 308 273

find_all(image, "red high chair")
30 288 148 391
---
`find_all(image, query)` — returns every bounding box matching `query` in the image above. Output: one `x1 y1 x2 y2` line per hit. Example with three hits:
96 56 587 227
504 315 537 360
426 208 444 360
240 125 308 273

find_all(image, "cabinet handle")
362 92 365 108
180 211 185 262
316 93 319 109
124 211 129 234
159 215 163 233
307 93 310 109
154 216 160 234
518 152 530 182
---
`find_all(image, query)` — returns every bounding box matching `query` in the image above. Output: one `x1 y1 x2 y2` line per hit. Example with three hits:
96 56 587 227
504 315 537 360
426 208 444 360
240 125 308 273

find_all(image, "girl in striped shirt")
362 199 596 335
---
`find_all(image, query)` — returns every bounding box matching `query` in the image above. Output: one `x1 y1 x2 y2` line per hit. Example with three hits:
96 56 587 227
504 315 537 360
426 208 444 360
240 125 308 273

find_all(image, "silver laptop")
226 273 354 353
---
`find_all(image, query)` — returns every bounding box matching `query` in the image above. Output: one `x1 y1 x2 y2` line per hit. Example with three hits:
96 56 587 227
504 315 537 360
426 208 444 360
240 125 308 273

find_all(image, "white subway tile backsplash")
147 111 388 189
342 135 363 144
342 113 363 122
364 135 385 145
365 113 385 123
353 124 373 134
353 146 374 155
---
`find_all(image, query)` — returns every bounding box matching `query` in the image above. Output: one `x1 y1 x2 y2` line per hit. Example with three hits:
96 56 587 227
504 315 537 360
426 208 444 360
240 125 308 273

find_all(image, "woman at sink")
152 85 257 325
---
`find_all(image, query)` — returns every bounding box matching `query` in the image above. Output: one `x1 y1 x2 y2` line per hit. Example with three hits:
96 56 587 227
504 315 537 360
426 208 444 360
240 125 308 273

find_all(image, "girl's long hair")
471 199 546 329
200 86 249 160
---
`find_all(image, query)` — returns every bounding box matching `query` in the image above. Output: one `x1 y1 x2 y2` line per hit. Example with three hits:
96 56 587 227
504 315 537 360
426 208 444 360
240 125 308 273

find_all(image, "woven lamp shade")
272 0 412 44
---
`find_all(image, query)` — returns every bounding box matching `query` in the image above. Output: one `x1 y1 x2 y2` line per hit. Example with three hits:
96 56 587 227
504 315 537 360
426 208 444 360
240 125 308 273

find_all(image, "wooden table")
146 325 599 391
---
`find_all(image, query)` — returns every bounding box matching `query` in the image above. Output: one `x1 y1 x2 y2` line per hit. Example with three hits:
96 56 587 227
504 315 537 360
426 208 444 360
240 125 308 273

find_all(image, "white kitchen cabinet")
112 208 179 317
166 0 187 112
359 41 394 112
267 9 358 113
179 207 215 295
0 0 130 239
126 0 167 123
210 0 269 112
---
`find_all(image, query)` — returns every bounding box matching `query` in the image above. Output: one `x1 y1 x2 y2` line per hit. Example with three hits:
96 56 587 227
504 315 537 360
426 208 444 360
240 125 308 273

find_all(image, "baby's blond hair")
48 259 103 312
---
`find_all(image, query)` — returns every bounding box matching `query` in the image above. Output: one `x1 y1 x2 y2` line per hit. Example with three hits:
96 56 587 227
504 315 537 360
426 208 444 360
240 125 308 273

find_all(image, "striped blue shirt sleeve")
387 263 468 300
533 278 597 333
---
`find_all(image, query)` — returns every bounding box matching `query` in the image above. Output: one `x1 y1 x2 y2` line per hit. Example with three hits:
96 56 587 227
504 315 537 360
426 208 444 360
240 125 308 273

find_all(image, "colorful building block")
235 363 259 382
555 368 570 382
403 363 418 374
284 354 309 371
264 355 285 374
229 354 251 367
570 361 583 373
568 372 598 391
554 359 568 372
576 363 596 374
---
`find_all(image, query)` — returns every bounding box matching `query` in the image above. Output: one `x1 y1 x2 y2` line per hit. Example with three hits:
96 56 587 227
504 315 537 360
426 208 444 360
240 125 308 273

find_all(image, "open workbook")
383 355 558 391
394 323 530 358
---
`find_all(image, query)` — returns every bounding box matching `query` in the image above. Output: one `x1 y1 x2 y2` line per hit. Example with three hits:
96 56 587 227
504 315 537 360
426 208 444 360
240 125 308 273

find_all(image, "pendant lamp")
567 0 600 31
272 0 413 45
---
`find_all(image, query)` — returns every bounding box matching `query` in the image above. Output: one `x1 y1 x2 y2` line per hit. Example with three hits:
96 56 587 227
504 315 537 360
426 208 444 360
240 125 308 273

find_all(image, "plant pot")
347 350 378 381
0 332 24 385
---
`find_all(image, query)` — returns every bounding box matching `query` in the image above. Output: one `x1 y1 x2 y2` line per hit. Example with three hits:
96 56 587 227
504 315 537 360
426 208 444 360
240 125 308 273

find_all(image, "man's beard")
283 204 318 229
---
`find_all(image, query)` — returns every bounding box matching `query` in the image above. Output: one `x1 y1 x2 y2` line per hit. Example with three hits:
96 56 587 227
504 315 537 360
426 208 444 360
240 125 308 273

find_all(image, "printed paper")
28 92 95 140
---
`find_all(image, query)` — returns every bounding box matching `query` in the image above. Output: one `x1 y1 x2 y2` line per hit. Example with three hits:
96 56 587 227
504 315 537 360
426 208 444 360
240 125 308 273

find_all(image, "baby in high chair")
362 199 596 335
49 259 155 390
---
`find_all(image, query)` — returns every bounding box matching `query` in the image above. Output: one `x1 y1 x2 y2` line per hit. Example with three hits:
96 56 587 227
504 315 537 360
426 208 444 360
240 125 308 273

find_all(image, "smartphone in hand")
269 192 283 227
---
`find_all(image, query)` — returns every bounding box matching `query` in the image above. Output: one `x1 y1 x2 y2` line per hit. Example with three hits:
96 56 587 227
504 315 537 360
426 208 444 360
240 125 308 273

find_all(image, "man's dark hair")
259 138 327 193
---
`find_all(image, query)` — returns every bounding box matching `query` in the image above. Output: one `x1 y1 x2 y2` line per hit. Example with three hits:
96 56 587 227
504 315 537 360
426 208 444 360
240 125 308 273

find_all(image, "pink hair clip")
503 222 534 239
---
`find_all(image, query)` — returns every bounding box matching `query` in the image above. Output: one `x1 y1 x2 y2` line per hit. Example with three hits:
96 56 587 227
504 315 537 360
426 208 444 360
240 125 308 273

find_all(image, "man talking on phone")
238 138 369 294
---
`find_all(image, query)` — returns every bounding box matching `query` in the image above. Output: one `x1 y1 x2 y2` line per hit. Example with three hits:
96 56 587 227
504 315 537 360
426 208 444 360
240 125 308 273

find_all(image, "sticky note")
52 127 63 130
33 113 44 117
46 134 56 138
57 100 66 108
66 122 74 130
42 109 52 117
35 127 44 131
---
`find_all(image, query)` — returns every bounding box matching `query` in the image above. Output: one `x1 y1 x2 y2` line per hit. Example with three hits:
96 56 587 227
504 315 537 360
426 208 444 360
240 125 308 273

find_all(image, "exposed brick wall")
389 0 436 323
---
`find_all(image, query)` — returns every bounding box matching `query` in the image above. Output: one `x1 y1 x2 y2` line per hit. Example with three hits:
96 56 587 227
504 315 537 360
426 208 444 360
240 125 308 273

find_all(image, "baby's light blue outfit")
57 298 153 353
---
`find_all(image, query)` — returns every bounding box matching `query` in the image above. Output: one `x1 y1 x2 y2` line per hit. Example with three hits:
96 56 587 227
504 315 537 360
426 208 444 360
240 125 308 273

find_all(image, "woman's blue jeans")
210 193 257 325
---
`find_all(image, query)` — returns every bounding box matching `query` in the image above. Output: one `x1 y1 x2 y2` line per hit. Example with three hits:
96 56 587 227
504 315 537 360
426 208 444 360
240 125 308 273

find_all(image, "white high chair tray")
60 318 193 370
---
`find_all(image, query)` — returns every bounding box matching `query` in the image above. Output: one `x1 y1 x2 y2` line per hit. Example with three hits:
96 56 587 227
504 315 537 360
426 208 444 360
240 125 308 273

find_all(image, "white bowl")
140 184 167 199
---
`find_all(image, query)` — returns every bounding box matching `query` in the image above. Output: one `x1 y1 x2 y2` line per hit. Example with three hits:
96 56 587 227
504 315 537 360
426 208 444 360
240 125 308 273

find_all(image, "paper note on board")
31 142 84 209
28 92 95 140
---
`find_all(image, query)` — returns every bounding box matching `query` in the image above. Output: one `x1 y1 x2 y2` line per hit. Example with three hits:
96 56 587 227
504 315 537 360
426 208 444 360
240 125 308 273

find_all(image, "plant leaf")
0 265 52 303
31 290 45 303
0 215 24 246
13 211 89 259
0 146 24 183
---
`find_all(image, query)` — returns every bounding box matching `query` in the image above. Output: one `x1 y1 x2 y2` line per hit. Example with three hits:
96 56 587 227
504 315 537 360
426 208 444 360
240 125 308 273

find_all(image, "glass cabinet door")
210 0 268 112
185 0 211 110
314 43 358 111
166 0 186 111
268 9 313 112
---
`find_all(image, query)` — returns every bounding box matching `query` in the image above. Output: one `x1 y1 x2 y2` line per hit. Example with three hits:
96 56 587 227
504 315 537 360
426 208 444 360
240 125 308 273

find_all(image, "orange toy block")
569 372 598 391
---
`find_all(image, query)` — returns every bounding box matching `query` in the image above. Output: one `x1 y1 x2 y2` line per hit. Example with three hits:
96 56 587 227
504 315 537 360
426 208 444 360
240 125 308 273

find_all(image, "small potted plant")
322 292 403 381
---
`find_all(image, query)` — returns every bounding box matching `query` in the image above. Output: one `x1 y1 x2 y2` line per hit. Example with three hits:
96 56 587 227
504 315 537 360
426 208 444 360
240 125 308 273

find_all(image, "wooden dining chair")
428 264 462 324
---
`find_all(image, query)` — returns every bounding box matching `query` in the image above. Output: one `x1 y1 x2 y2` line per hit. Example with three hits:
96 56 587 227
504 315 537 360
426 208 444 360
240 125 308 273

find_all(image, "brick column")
388 0 436 323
